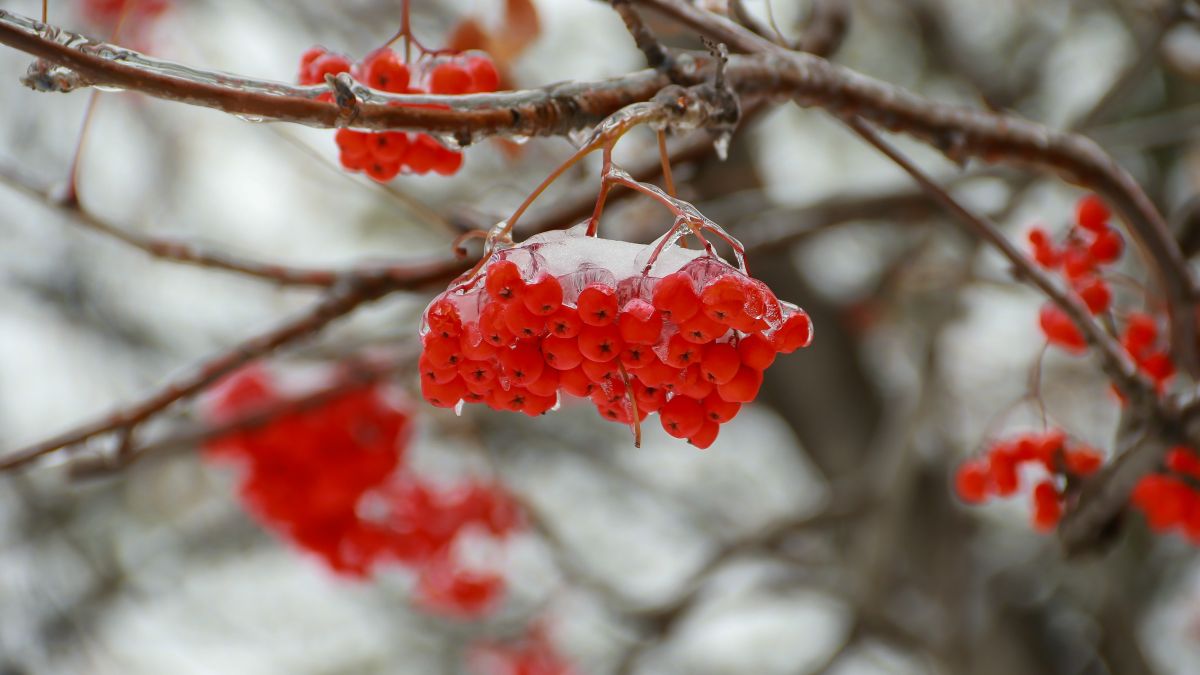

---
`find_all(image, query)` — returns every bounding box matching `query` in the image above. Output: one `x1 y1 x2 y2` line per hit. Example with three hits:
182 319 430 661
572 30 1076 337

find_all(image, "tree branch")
630 0 1198 377
0 272 454 472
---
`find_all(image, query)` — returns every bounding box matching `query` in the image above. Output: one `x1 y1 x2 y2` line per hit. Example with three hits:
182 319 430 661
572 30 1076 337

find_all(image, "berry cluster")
468 625 577 675
1130 446 1200 542
1029 195 1175 392
418 228 812 448
204 367 520 617
1030 195 1123 353
954 429 1103 531
297 46 499 181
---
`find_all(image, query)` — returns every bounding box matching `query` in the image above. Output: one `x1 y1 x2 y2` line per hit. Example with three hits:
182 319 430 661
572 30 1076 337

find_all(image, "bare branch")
0 273 454 472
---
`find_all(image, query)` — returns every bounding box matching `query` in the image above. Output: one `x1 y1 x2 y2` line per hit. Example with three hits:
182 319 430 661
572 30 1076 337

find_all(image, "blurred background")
2 0 1200 673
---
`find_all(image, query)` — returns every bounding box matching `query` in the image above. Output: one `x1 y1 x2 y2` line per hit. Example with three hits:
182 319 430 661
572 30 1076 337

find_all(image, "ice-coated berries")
296 47 501 181
417 226 813 449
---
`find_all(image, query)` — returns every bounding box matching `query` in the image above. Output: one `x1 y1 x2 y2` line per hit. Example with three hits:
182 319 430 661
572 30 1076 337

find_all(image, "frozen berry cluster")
954 429 1103 531
468 625 577 675
297 46 499 181
1030 195 1175 392
204 367 520 617
418 228 813 448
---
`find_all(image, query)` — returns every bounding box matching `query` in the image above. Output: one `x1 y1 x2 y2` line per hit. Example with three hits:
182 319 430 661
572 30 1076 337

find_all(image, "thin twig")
0 276 432 472
0 161 465 287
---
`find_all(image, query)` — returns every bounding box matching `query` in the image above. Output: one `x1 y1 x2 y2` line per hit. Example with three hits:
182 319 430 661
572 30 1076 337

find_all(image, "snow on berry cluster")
297 46 499 181
203 367 520 617
954 429 1104 531
418 227 813 448
468 625 577 675
1030 195 1175 392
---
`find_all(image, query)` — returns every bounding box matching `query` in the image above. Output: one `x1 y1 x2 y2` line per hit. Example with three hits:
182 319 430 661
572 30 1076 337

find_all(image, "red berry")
522 275 564 316
559 367 595 397
773 310 813 353
737 333 776 370
422 376 466 408
370 132 410 163
1122 313 1158 357
1075 195 1110 233
581 358 620 384
679 312 726 344
466 55 500 93
502 302 547 340
542 336 583 370
619 344 654 369
335 129 370 160
689 420 720 449
405 134 441 174
577 284 618 326
716 365 763 403
1075 277 1111 314
634 359 679 388
1031 481 1062 531
954 460 990 504
577 324 624 363
362 49 410 93
988 448 1019 496
548 307 583 339
419 355 459 386
633 381 668 412
702 393 740 423
486 260 526 303
700 342 741 384
660 395 704 438
677 365 714 400
479 303 515 347
652 272 700 323
365 158 401 182
306 53 352 85
1062 248 1095 281
1167 446 1200 479
425 298 462 339
1088 230 1124 263
429 63 472 95
1038 304 1086 353
1065 448 1103 475
1140 351 1175 385
458 359 497 388
664 334 701 368
618 299 664 344
499 343 545 386
423 335 463 369
431 146 464 176
526 368 561 398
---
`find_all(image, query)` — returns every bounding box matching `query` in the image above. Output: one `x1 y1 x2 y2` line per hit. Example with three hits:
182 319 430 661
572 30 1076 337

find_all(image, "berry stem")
657 129 675 198
618 363 642 448
585 146 614 237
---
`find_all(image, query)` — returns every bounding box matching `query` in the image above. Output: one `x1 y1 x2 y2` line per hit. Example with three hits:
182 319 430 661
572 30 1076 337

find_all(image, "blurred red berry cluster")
468 625 577 675
80 0 167 27
419 229 812 448
203 367 520 617
1030 195 1175 392
1030 195 1123 352
1130 446 1200 541
954 429 1104 531
297 46 499 181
